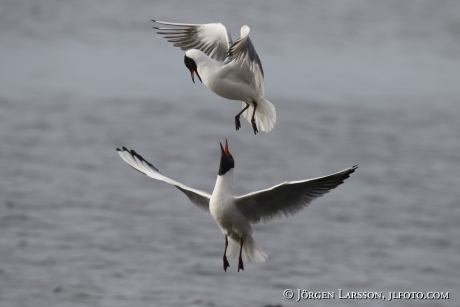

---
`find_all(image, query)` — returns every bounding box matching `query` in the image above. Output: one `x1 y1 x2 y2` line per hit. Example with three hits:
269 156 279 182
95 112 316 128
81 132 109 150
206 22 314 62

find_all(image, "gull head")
218 139 234 176
184 54 202 84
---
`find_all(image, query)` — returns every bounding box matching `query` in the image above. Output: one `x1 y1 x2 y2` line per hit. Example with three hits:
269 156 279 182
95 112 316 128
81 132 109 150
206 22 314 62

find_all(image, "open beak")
189 68 202 84
219 139 230 155
184 54 202 84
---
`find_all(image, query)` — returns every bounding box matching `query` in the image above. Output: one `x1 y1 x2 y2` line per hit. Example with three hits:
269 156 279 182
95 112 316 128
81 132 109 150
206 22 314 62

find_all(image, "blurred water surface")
1 1 459 306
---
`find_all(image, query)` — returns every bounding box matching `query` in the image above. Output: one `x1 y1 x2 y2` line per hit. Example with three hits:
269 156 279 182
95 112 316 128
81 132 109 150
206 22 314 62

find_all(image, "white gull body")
210 169 267 267
117 142 357 271
153 20 276 134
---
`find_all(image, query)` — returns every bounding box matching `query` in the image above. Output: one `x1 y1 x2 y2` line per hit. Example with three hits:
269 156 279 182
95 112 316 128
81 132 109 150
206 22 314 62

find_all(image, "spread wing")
234 166 358 224
224 25 265 95
117 147 211 213
152 20 232 62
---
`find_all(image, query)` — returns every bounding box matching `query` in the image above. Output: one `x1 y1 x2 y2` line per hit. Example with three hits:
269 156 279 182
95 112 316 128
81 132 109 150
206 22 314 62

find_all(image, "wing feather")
117 147 211 213
152 20 232 62
235 166 358 224
225 25 265 95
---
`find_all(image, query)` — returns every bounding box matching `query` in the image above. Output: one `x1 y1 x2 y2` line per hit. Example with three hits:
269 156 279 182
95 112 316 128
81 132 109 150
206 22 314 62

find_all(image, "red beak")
190 69 202 84
190 69 195 83
220 139 230 155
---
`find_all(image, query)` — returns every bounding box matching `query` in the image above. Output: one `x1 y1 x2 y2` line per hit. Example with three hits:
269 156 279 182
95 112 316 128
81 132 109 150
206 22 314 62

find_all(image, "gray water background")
1 1 460 306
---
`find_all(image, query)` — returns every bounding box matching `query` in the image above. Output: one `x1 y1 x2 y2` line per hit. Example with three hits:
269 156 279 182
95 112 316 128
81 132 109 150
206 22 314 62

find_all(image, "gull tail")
226 235 268 263
242 98 276 133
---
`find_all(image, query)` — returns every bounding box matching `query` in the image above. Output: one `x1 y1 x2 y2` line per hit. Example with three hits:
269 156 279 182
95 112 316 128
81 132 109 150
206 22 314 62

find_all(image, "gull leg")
223 236 230 272
250 101 258 135
238 237 244 272
235 103 250 131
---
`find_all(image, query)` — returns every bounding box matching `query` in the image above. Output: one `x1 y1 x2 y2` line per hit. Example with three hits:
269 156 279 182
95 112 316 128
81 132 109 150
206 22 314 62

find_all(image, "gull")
117 141 357 271
152 20 276 134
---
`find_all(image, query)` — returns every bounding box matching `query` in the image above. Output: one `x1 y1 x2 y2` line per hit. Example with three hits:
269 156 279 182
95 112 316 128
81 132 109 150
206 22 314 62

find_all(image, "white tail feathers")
226 235 268 263
242 99 276 132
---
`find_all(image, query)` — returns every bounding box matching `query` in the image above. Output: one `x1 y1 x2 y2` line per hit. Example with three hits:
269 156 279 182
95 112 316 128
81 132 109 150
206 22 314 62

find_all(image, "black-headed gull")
117 141 357 271
152 20 276 135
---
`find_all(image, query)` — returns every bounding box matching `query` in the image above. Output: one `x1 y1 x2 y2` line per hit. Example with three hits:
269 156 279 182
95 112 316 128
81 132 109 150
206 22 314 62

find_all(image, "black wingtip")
345 165 359 176
129 148 161 173
129 149 137 156
116 147 129 153
341 165 358 180
117 147 161 174
117 147 133 154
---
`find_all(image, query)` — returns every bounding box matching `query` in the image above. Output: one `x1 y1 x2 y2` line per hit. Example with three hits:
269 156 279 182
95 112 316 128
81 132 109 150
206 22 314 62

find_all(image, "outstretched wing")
152 20 232 62
234 165 358 224
117 147 211 213
224 25 265 95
